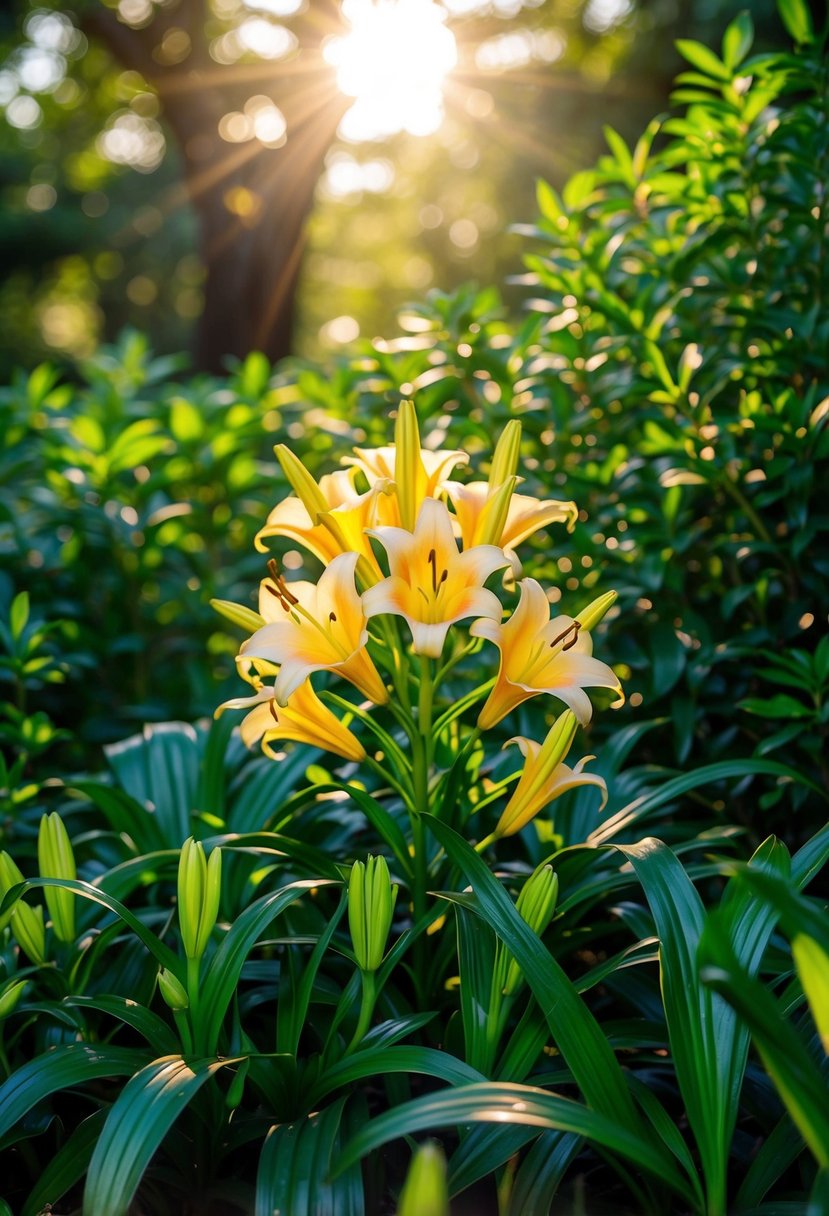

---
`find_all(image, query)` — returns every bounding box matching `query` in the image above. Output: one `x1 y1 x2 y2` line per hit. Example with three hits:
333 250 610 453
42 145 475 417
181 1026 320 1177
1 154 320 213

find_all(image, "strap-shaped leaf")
334 1082 695 1203
427 817 644 1132
0 1044 151 1145
83 1054 235 1216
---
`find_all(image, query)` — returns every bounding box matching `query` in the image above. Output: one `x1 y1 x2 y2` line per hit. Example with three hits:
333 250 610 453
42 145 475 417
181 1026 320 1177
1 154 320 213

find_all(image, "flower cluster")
215 404 623 837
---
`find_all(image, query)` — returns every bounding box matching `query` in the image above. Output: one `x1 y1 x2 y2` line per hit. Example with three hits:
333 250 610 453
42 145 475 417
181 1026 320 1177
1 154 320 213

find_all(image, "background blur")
0 0 795 377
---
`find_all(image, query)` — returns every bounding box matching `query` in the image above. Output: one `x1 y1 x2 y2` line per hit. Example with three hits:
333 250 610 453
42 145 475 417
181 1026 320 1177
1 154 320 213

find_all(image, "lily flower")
494 714 607 839
345 403 468 529
239 551 388 706
445 479 578 572
471 579 623 729
216 678 365 763
363 498 508 658
254 468 390 577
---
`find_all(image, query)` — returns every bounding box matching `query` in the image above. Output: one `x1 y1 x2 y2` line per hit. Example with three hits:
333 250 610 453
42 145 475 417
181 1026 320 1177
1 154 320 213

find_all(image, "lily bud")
37 812 76 943
488 419 522 490
209 598 265 634
504 865 559 995
225 1058 250 1111
275 444 330 524
494 712 579 839
394 400 422 532
0 979 27 1020
397 1142 449 1216
158 967 189 1011
0 851 46 965
348 855 398 973
177 838 222 962
475 475 518 547
576 590 617 633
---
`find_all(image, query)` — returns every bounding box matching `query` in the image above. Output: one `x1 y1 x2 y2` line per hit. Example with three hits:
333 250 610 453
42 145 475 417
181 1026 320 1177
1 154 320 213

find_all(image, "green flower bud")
475 475 518 547
488 419 522 490
397 1142 449 1216
37 812 76 943
394 399 422 531
177 838 222 961
0 852 46 964
348 855 398 973
0 979 27 1019
576 589 617 633
158 968 189 1011
275 444 330 523
504 865 559 995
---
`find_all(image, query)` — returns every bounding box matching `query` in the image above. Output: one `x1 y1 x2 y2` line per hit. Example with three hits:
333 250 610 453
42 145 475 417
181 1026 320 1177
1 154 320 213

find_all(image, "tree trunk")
85 1 347 371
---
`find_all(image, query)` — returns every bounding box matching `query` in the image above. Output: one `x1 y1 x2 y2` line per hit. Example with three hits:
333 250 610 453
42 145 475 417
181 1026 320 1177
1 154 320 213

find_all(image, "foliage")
0 3 827 1214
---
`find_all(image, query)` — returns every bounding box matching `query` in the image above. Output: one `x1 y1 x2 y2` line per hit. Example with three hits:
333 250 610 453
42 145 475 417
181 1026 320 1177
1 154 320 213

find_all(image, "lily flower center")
516 619 582 684
416 547 451 622
265 559 354 662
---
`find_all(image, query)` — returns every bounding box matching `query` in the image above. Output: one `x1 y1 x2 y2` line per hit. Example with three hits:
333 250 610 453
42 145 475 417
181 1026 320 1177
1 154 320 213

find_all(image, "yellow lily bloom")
445 479 578 572
495 713 607 838
239 551 388 707
471 578 624 729
216 678 365 763
363 498 508 658
254 469 390 576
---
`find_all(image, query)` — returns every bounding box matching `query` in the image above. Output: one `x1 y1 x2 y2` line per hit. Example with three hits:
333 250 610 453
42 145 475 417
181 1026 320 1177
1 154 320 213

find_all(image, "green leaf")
22 1111 106 1216
777 0 815 44
675 39 732 80
700 931 829 1169
426 818 645 1133
311 1045 483 1108
9 592 29 642
199 879 338 1051
0 1044 150 1145
334 1083 695 1203
84 1055 235 1216
255 1097 364 1216
590 759 825 846
721 11 754 68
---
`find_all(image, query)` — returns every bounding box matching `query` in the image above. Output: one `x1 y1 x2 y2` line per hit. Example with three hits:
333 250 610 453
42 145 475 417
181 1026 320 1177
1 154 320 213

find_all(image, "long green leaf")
0 877 182 977
310 1045 483 1107
83 1054 235 1216
427 817 644 1133
334 1082 695 1203
700 931 829 1169
0 1044 151 1144
199 878 338 1050
21 1111 106 1216
591 760 824 846
617 836 790 1215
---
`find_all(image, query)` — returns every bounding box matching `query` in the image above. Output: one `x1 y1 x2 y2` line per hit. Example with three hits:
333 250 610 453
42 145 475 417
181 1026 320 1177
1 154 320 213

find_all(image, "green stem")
345 969 377 1054
411 655 434 998
186 955 202 1052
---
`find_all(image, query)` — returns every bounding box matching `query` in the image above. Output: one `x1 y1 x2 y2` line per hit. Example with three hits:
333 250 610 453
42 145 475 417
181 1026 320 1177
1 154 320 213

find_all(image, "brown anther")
428 548 438 592
269 701 280 723
550 621 581 652
266 557 299 608
329 611 337 623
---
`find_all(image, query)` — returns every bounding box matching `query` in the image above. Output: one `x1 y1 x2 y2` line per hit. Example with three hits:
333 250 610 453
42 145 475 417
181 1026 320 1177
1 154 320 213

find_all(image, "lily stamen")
549 621 581 653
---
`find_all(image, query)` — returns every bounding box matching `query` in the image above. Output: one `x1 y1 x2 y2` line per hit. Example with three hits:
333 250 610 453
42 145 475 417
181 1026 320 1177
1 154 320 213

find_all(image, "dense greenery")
0 3 827 1214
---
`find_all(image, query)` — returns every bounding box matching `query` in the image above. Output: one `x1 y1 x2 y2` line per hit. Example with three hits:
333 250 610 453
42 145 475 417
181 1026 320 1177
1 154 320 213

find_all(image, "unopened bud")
275 445 330 523
576 590 617 633
0 979 27 1019
394 400 422 532
158 968 189 1011
0 852 46 964
488 419 522 490
397 1142 448 1216
178 838 222 961
38 812 76 943
225 1057 250 1110
348 855 398 973
475 475 517 547
504 865 559 995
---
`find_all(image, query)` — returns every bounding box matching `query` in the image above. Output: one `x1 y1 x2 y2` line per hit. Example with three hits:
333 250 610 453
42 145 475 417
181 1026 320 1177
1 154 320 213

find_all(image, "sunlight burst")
325 0 457 142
